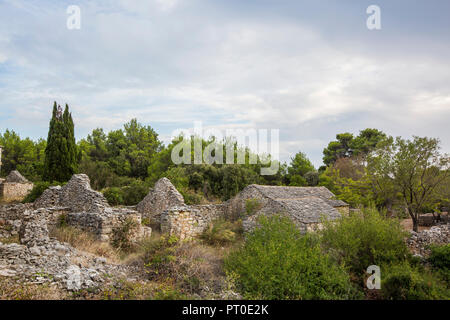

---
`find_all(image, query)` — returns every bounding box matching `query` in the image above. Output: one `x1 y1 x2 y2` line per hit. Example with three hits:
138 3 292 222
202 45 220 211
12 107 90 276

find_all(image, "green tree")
43 102 78 182
286 152 315 186
323 129 387 166
368 136 449 231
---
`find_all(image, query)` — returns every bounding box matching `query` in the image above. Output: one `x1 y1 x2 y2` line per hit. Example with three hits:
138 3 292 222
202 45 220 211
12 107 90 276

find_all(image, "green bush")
22 181 61 203
121 180 149 205
320 207 409 277
382 261 449 300
102 180 150 206
224 215 361 300
428 244 450 282
245 199 262 217
201 219 241 246
103 187 124 206
111 218 139 251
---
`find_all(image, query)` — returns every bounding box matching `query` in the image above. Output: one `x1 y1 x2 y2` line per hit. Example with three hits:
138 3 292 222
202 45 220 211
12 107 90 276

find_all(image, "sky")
0 0 449 168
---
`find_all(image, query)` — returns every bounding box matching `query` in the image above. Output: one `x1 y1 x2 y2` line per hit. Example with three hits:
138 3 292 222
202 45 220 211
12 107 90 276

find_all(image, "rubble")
407 223 450 257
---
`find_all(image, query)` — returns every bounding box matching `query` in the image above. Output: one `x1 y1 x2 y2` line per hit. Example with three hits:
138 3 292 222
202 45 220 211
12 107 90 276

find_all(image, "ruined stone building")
227 185 349 233
137 178 348 239
0 170 34 202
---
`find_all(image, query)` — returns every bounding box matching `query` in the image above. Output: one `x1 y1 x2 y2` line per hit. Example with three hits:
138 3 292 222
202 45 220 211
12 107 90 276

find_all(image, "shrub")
121 180 149 205
103 187 124 206
201 219 242 246
382 261 449 300
139 235 229 297
428 244 450 282
320 207 409 278
22 181 61 203
245 199 262 217
111 218 139 251
224 215 361 300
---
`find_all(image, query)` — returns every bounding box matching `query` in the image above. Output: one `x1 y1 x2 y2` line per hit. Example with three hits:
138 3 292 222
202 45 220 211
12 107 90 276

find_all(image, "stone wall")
32 174 151 243
161 204 227 240
0 182 33 202
137 177 185 219
66 209 151 242
34 174 111 213
0 203 33 238
407 223 450 257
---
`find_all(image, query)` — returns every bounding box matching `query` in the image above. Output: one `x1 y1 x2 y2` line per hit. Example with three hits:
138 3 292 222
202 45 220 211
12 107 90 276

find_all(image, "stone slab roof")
276 197 341 224
5 170 30 183
247 185 348 207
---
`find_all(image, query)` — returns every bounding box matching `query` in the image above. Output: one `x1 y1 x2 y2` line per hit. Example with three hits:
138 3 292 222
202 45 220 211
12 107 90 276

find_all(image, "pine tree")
43 102 78 182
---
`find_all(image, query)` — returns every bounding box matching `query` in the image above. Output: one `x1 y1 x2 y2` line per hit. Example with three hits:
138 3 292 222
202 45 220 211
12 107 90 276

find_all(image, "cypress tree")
43 102 78 182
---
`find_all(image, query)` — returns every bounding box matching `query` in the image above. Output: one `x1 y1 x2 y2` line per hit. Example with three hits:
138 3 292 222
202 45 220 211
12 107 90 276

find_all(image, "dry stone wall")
137 178 185 220
407 223 450 257
35 174 110 213
161 204 227 240
0 182 33 202
0 170 34 203
66 209 151 242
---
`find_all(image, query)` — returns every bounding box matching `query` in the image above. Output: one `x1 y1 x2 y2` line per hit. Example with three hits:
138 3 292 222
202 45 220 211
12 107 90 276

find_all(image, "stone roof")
5 170 30 183
246 184 348 207
276 197 341 224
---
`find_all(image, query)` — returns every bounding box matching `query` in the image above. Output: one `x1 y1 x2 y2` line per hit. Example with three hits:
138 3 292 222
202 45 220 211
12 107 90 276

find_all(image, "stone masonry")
136 177 185 227
0 170 34 203
33 174 151 242
161 204 227 240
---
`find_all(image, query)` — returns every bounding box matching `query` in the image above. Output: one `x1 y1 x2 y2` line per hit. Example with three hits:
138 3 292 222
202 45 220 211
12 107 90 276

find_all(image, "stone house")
145 178 348 239
0 170 34 203
227 185 349 233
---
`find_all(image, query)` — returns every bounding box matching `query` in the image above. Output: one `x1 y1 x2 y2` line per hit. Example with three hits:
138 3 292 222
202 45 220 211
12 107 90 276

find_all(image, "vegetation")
201 219 242 246
381 261 449 300
43 102 78 182
225 215 361 300
50 225 119 262
428 244 450 282
1 105 449 301
320 207 409 278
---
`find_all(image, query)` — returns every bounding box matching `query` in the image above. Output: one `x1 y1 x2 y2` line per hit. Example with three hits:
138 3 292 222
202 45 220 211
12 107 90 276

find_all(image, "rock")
18 210 50 247
29 246 41 256
65 265 82 291
407 223 450 256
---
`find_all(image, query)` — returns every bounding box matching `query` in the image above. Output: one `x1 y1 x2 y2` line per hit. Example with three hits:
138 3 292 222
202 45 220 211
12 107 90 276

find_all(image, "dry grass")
50 226 120 263
0 235 20 244
0 276 67 300
127 233 237 298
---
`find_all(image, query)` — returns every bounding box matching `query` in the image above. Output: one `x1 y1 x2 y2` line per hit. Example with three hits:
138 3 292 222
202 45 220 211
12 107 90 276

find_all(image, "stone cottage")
152 179 348 239
0 170 34 203
226 185 349 233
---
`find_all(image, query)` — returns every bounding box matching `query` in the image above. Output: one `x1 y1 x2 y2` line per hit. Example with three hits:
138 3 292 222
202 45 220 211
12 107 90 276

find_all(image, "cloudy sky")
0 0 449 167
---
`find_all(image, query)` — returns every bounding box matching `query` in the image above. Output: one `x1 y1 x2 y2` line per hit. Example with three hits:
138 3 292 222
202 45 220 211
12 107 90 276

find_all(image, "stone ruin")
138 179 349 240
136 177 185 227
0 170 34 203
137 177 228 240
1 207 130 291
33 174 151 242
0 173 151 291
407 224 450 257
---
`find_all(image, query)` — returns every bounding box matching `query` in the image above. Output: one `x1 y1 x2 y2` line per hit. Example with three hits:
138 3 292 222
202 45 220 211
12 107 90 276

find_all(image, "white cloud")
0 0 449 167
